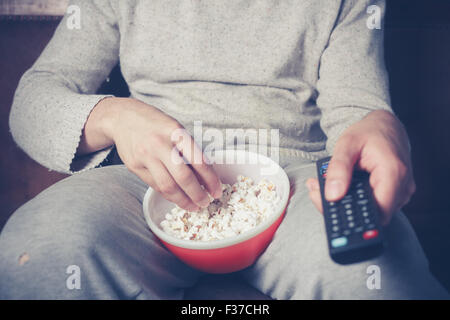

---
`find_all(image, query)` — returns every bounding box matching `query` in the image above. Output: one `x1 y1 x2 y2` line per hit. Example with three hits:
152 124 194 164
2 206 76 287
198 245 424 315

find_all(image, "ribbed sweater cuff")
53 94 115 174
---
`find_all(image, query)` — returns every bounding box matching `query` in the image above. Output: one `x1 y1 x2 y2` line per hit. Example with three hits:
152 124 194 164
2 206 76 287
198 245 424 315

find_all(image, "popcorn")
160 175 281 241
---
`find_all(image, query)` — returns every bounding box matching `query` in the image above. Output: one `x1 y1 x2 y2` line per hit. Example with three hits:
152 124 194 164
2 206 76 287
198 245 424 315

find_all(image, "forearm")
9 70 115 173
316 0 391 153
9 0 120 173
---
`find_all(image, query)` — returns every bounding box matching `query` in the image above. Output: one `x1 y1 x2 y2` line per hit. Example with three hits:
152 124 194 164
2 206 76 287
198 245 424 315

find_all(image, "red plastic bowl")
143 149 290 273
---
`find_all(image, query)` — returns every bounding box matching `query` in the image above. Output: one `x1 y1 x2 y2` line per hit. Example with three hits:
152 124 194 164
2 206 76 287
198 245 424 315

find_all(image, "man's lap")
0 163 448 299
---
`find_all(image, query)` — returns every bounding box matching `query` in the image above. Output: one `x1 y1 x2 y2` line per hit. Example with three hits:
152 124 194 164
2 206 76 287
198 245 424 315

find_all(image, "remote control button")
364 218 371 224
330 233 340 238
332 219 339 225
320 163 329 177
357 199 369 205
329 201 336 206
329 207 338 213
331 237 348 248
361 206 368 212
363 229 379 240
332 226 339 232
343 229 351 236
355 226 364 233
344 203 352 209
362 212 369 217
331 213 338 219
356 182 363 188
348 222 355 228
347 216 354 221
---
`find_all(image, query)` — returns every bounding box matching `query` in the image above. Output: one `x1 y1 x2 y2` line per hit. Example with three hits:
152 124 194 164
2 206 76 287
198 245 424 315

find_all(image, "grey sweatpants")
0 161 448 299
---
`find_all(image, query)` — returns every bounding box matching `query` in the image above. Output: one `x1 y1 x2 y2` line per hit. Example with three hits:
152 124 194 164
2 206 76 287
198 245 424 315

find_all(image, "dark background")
0 0 449 296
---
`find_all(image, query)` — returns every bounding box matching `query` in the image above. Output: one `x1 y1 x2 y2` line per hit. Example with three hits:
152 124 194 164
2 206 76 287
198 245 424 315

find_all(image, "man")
0 0 448 299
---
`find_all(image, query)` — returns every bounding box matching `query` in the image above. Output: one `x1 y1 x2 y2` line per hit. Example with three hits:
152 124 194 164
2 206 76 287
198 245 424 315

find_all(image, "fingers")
307 161 416 226
132 166 156 188
370 170 398 225
132 125 221 210
369 160 415 225
402 178 416 208
306 178 323 213
159 145 213 209
325 135 361 202
114 102 223 211
173 130 222 199
136 164 200 212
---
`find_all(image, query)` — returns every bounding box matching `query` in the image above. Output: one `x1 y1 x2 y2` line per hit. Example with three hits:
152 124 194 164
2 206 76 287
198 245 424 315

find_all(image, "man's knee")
2 166 144 244
2 172 129 246
0 202 91 298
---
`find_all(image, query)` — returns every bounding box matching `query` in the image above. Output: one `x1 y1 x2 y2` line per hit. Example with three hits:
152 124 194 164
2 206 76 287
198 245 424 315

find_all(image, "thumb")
325 135 361 201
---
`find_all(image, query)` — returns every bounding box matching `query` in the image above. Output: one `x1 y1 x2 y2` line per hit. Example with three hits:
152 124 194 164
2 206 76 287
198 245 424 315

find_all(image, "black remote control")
316 157 384 265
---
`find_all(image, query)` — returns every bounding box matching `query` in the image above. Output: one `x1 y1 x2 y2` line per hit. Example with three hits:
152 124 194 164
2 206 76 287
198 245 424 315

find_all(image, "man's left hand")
306 110 416 225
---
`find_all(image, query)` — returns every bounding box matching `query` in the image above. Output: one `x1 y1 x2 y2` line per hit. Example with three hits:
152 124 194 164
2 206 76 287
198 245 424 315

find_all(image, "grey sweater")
10 0 392 174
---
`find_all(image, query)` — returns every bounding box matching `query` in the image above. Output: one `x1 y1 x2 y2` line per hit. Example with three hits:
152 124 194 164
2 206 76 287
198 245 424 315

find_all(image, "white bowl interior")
143 149 290 249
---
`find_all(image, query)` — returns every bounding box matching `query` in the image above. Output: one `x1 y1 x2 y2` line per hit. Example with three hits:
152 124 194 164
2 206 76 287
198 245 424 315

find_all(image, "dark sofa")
1 0 449 298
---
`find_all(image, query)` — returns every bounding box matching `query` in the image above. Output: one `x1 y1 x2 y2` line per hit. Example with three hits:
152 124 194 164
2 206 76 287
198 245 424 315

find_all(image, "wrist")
94 96 124 142
76 96 122 155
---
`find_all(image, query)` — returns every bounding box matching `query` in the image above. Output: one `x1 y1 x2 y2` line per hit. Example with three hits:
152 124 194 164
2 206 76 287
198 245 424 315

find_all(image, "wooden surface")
0 0 68 16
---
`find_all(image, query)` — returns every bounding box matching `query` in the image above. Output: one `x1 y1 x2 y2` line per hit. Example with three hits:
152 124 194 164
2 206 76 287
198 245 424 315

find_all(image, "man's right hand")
78 97 223 211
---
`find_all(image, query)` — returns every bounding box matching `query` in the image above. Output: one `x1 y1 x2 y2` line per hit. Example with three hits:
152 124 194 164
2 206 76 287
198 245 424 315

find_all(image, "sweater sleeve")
316 0 393 154
9 0 120 174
